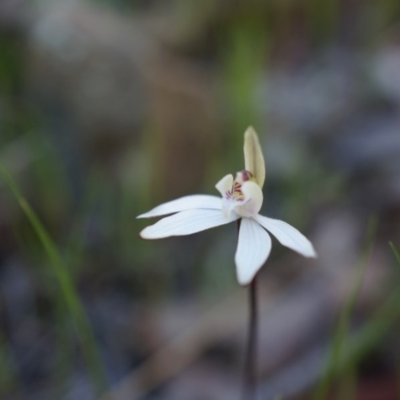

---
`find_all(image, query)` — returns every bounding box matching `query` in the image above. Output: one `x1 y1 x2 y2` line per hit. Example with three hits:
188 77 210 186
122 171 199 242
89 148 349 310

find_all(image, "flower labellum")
138 126 316 286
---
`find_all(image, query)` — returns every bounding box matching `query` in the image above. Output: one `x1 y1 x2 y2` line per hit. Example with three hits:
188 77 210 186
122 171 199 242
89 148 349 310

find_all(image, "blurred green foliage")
1 0 400 399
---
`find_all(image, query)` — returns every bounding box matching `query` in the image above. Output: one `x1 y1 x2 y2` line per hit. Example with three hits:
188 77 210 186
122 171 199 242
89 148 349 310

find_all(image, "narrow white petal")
254 214 317 258
140 209 239 239
235 218 272 286
215 174 233 197
137 195 222 218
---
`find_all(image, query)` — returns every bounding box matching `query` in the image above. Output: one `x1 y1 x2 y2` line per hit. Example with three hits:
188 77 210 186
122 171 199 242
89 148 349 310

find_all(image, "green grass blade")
0 163 107 393
389 242 400 267
313 217 378 400
340 286 400 371
0 332 19 396
309 284 400 400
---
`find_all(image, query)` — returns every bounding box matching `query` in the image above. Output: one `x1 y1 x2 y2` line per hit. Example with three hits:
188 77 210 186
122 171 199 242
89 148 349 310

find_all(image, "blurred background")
1 0 400 399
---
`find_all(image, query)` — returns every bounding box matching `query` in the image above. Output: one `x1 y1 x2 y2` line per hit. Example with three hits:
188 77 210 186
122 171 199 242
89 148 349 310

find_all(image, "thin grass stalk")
389 242 400 266
0 333 19 396
313 217 378 400
0 163 107 393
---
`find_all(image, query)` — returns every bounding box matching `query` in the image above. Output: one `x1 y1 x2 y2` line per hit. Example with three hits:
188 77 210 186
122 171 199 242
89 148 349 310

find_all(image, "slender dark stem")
242 276 258 400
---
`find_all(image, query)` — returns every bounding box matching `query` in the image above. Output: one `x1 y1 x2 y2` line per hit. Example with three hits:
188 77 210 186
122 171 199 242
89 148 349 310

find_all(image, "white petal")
221 197 237 219
215 174 233 197
137 195 222 218
140 209 239 239
235 218 272 286
254 215 317 258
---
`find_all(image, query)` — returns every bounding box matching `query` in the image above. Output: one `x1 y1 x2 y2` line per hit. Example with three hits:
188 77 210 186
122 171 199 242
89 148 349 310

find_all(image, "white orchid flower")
138 127 316 285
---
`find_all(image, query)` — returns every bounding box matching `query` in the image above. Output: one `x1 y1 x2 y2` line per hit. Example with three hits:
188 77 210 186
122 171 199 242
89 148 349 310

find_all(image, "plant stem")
243 276 258 400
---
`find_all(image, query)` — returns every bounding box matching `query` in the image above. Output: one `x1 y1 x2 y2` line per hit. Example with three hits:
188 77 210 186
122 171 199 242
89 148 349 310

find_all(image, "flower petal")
235 218 272 286
137 195 222 219
215 174 233 197
140 209 239 239
254 215 317 258
244 126 265 188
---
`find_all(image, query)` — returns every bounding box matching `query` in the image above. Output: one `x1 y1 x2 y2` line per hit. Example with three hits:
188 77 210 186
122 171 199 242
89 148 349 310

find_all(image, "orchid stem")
243 276 258 400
